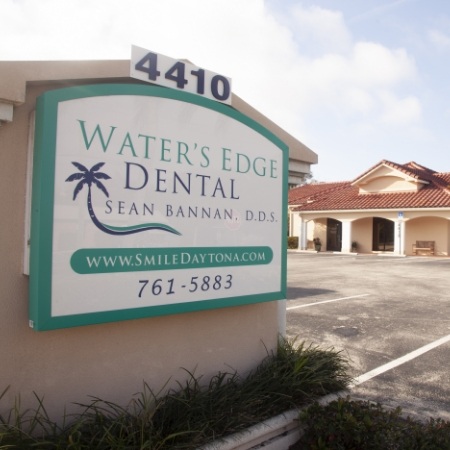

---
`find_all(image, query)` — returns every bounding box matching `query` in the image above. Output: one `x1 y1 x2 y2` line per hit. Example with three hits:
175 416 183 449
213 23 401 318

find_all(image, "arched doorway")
372 217 394 251
327 218 342 251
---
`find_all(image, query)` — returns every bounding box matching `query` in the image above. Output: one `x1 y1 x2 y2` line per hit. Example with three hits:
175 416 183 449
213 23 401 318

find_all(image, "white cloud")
344 87 375 115
379 92 422 125
264 40 418 125
428 29 450 50
350 42 416 86
1 0 426 178
289 5 352 53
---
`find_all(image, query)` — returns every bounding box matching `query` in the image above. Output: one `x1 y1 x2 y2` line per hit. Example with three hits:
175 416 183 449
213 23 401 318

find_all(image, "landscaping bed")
0 338 351 449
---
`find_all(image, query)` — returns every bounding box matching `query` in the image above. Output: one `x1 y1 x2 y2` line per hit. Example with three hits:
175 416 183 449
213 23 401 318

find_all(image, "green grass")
294 397 450 450
0 337 351 449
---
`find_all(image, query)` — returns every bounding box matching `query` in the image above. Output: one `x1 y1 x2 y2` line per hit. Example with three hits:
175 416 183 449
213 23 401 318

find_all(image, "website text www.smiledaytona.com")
70 246 273 274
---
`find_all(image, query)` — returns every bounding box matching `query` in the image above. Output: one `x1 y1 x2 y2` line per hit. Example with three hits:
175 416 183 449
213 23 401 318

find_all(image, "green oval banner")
71 246 273 274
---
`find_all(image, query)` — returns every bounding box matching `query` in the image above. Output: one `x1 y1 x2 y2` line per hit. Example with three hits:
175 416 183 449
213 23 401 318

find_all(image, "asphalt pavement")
286 251 450 421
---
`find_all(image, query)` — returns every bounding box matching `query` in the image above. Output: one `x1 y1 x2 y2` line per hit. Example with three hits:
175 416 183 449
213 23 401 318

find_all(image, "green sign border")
29 83 288 331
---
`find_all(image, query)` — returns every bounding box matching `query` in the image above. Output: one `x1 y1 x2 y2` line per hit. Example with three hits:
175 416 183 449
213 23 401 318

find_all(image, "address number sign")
130 46 232 105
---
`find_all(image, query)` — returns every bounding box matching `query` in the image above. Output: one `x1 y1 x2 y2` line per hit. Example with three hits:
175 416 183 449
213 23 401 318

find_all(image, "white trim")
23 110 35 275
351 162 429 187
295 207 450 214
0 101 13 124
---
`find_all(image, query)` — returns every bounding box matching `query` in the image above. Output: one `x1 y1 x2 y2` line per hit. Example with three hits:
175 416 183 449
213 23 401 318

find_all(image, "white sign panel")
130 46 232 105
29 83 287 330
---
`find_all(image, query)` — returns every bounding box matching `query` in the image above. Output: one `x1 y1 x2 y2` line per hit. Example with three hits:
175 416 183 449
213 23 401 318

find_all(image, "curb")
199 392 346 450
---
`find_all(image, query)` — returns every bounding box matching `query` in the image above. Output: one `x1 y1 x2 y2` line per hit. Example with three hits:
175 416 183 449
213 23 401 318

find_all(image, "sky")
2 0 450 181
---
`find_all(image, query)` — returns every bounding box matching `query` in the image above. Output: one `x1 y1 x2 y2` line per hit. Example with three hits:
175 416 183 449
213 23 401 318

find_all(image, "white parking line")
286 294 370 311
351 333 450 387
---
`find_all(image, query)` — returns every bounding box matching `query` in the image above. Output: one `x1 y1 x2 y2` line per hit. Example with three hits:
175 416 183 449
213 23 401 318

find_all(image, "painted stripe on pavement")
286 294 370 311
352 333 450 387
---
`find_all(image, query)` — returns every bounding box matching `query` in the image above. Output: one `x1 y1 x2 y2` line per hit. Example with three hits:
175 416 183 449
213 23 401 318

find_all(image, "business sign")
130 46 232 105
29 83 287 330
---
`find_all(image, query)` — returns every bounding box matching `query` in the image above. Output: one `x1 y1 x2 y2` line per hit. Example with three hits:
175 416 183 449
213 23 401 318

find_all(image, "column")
394 219 405 255
341 221 352 253
300 217 308 250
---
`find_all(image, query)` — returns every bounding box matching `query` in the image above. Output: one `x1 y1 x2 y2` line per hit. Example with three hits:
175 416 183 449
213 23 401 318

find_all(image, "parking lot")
286 251 450 420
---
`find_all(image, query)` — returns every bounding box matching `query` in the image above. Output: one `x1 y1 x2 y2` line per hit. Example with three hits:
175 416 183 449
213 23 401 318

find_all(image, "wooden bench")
412 240 435 256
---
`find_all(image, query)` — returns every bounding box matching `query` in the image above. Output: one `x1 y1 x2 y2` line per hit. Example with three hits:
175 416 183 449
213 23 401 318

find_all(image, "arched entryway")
372 217 394 251
405 216 450 256
327 218 342 251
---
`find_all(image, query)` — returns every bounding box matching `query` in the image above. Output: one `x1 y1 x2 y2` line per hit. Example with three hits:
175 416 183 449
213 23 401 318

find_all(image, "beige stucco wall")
289 210 300 239
405 216 449 256
448 221 450 252
0 73 280 420
312 219 327 250
351 217 373 253
296 217 327 250
358 176 421 194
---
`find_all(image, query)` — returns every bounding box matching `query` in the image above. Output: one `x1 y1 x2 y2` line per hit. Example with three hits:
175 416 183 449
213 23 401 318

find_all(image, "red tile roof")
289 160 450 211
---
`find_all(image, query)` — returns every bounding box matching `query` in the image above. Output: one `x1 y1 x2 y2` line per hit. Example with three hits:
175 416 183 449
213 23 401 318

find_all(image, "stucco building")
289 160 450 256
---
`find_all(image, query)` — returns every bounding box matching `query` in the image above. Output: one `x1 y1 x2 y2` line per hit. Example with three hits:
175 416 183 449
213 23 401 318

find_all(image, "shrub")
288 236 299 249
295 397 450 450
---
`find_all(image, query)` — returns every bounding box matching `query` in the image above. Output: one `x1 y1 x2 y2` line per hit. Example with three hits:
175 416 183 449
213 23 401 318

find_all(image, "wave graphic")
99 221 181 236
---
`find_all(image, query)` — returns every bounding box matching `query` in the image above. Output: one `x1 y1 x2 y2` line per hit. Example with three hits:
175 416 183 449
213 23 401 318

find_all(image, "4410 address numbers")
130 46 232 104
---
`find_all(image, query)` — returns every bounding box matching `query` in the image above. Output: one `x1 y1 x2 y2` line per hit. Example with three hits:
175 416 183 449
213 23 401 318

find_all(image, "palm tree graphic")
66 162 181 236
